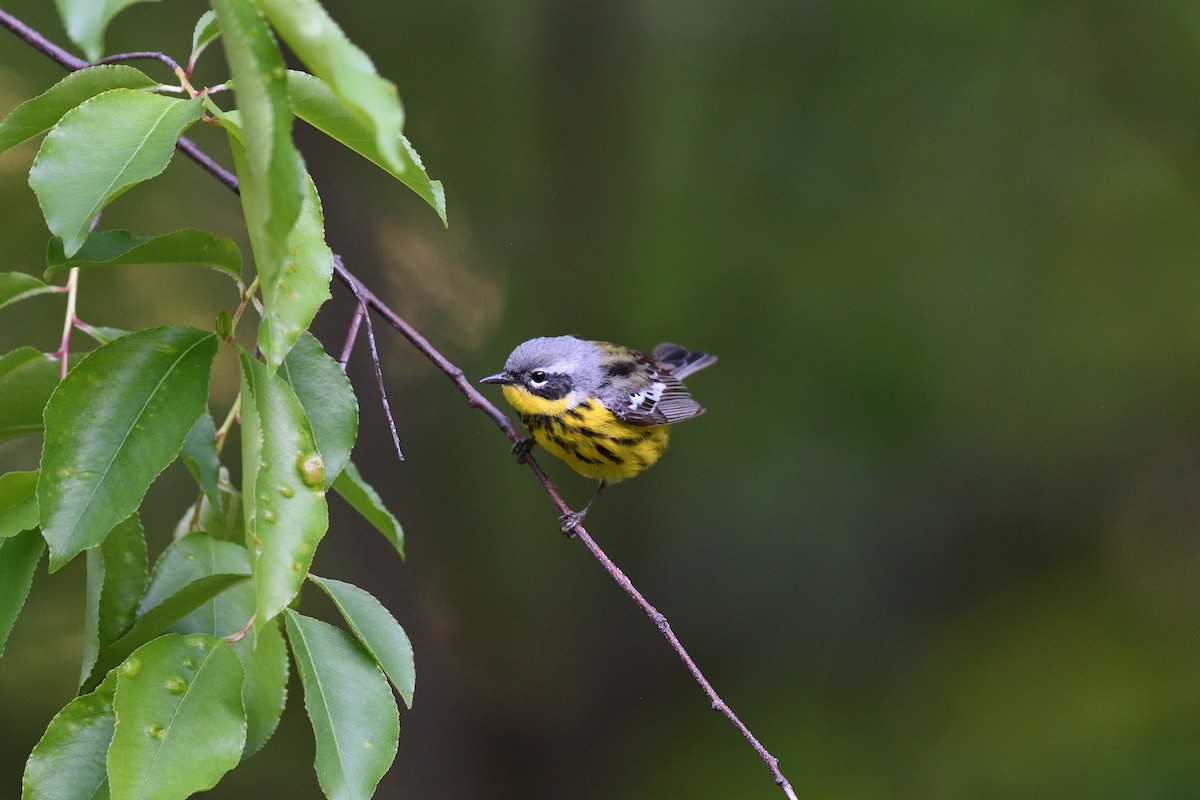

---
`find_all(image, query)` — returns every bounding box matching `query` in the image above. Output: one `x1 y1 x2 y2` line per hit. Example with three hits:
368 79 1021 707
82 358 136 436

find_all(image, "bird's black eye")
529 370 548 386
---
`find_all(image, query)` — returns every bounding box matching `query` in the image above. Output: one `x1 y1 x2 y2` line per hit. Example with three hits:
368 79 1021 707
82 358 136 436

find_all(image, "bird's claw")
558 509 587 537
511 437 535 464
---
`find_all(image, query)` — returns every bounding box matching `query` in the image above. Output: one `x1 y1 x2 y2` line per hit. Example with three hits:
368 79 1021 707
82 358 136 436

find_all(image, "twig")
225 613 256 644
55 267 79 380
176 137 240 193
0 9 87 70
338 302 365 368
330 264 799 799
335 259 404 463
93 50 181 72
2 14 798 798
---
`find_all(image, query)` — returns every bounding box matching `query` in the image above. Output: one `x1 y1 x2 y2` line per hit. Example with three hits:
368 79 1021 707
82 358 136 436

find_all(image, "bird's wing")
651 342 717 380
604 354 706 426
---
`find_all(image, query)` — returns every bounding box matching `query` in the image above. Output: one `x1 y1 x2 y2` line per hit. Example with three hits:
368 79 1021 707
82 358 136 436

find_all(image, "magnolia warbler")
481 335 716 532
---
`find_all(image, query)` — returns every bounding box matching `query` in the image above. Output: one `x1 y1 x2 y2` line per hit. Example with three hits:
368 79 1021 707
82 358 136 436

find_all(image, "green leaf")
287 71 446 225
108 634 245 800
188 10 221 71
0 272 57 311
38 326 217 571
138 533 251 625
239 350 329 627
285 611 399 800
0 348 59 442
54 0 164 61
225 132 333 372
81 514 148 684
310 576 414 708
239 617 289 757
0 65 156 154
29 91 205 258
212 0 305 250
82 573 250 693
0 471 39 539
22 669 119 800
332 461 404 557
78 323 130 345
256 168 334 374
180 413 223 513
137 533 285 754
172 468 243 542
45 229 243 282
258 0 406 177
0 530 44 660
280 332 358 487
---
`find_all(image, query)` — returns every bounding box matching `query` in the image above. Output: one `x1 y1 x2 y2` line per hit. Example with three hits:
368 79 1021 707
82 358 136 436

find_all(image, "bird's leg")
560 480 607 536
511 437 535 464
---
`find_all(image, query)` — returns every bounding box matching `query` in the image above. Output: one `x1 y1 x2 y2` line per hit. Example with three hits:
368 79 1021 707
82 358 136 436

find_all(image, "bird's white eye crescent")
529 370 549 387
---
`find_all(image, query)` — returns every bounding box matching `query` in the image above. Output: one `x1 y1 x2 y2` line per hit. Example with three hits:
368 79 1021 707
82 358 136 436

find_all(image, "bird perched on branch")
481 335 715 532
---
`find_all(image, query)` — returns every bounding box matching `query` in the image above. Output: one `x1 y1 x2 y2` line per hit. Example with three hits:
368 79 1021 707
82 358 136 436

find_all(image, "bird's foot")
558 508 589 537
511 437 535 464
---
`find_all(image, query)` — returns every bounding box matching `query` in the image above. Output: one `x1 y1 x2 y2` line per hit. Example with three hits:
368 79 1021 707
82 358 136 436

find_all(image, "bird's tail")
652 343 717 379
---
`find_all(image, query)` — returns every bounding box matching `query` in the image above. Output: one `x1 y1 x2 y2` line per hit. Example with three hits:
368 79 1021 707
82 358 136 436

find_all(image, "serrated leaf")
332 461 404 557
136 533 285 754
226 133 333 372
0 471 39 539
258 0 407 179
81 572 250 692
108 633 245 800
45 229 243 282
280 332 358 487
239 617 289 757
0 65 156 154
287 71 446 225
212 0 305 251
285 611 398 800
29 90 205 257
54 0 164 61
0 348 59 442
0 530 44 660
22 669 119 800
180 413 223 513
188 10 221 71
38 326 217 571
30 90 205 258
81 514 148 684
0 273 57 311
138 533 251 623
310 575 414 708
239 350 329 627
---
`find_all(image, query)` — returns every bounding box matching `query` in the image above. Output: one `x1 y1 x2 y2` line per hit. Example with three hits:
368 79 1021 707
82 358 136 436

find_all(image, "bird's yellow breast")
501 385 669 482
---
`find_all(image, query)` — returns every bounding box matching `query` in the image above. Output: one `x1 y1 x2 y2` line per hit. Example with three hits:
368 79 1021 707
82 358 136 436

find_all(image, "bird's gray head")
480 335 603 401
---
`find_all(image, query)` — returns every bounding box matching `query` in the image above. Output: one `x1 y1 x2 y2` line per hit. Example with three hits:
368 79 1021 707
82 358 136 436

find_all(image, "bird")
480 335 715 532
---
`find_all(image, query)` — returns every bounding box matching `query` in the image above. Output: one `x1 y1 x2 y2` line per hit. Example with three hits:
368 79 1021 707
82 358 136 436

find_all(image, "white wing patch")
628 380 665 412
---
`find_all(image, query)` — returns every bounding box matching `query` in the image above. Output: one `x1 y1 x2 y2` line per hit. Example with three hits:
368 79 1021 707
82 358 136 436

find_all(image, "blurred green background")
4 0 1200 797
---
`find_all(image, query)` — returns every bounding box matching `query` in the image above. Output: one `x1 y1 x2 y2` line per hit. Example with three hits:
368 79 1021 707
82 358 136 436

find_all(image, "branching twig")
1 14 798 799
333 262 800 798
336 261 404 462
338 302 365 369
93 50 181 72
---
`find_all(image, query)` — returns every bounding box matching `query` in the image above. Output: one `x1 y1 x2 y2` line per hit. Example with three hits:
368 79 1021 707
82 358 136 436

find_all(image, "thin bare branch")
2 13 798 797
338 302 365 368
336 261 404 463
0 9 87 70
93 50 181 72
330 261 799 799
